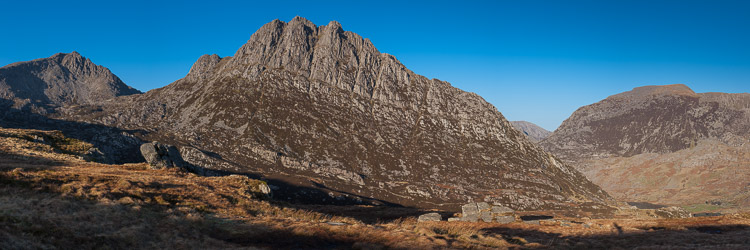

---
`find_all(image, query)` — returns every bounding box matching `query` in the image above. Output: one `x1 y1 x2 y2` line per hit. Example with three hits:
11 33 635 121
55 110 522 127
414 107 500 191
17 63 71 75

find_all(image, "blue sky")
1 0 748 131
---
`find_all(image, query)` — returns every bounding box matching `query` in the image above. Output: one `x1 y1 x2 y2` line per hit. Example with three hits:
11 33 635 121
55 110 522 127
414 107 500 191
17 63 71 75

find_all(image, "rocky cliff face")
58 17 612 211
0 52 144 164
510 121 551 142
542 84 750 207
0 52 141 113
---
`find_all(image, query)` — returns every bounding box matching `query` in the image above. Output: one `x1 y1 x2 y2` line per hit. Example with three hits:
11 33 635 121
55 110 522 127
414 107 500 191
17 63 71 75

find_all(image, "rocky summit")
45 17 610 211
0 52 140 113
542 84 750 207
0 52 144 164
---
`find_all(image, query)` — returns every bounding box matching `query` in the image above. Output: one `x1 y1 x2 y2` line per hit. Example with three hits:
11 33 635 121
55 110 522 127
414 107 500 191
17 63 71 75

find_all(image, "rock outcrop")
510 121 551 142
53 17 611 212
450 202 516 223
417 213 442 222
542 84 750 207
140 142 182 170
0 52 140 113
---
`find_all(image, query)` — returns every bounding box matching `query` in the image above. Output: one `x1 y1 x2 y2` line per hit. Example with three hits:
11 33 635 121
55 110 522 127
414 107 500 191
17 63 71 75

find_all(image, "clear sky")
1 0 748 131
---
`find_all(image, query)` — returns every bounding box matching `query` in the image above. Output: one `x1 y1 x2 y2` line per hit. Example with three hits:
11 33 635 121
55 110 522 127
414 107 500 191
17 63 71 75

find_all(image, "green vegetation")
681 203 722 213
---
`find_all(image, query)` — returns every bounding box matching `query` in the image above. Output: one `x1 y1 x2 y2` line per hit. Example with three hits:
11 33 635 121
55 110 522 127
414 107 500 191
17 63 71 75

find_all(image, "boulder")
418 213 442 222
491 205 514 214
456 202 517 223
140 142 181 169
461 203 480 222
258 183 272 196
480 211 493 222
496 216 515 224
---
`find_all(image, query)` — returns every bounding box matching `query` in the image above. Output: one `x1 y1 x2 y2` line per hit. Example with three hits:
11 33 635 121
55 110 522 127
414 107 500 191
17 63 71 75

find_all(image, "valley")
1 15 749 249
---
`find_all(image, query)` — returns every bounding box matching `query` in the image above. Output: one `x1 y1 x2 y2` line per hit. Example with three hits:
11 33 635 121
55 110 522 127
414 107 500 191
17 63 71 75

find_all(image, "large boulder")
139 142 183 170
460 203 481 222
417 213 442 222
454 202 516 223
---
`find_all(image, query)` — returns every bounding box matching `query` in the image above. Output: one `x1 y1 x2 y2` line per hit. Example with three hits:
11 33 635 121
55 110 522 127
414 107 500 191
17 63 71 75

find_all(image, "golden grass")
3 127 750 249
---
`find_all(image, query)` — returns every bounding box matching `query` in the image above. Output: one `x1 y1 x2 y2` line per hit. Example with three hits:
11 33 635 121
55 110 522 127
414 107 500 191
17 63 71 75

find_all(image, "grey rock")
480 211 493 222
495 215 515 224
462 203 480 218
460 214 479 222
140 142 178 169
417 212 442 222
258 183 272 197
476 202 491 211
491 205 514 215
447 217 461 222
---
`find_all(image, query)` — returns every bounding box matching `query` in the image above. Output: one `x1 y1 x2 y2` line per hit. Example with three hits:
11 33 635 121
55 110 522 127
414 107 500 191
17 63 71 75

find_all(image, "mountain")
542 84 750 208
0 52 144 164
510 121 551 142
54 17 612 212
0 52 141 113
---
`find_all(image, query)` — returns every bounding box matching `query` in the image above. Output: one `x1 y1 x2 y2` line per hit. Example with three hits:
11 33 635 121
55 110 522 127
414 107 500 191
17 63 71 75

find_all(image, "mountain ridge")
0 51 140 113
57 17 613 212
542 84 750 208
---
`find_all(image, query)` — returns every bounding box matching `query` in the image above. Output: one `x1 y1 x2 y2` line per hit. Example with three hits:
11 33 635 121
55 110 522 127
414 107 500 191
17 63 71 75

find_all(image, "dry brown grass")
3 127 750 249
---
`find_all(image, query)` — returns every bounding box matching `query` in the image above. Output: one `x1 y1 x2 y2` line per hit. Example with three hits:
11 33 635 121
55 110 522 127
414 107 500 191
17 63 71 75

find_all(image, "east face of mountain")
542 84 750 208
59 17 613 212
0 52 140 113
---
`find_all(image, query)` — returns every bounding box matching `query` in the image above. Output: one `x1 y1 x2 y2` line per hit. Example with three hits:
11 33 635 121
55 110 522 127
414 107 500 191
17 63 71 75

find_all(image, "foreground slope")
0 52 140 113
64 17 611 211
3 127 750 249
542 84 750 208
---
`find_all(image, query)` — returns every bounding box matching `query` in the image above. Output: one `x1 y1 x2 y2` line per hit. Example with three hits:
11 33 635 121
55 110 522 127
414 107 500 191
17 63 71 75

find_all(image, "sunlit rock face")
60 17 613 211
0 52 140 113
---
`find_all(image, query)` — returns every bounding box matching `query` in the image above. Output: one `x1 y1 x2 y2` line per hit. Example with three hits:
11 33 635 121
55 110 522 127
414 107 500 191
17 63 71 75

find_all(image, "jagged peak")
187 54 222 80
49 51 83 60
326 20 342 30
289 16 314 26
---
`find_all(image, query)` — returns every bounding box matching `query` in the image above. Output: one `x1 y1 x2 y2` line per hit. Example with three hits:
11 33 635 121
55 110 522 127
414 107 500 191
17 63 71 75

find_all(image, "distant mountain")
543 84 750 207
60 17 612 212
510 121 551 142
0 52 140 113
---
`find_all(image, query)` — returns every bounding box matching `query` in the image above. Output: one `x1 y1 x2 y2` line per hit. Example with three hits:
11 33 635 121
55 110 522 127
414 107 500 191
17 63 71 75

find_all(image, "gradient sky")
1 0 748 131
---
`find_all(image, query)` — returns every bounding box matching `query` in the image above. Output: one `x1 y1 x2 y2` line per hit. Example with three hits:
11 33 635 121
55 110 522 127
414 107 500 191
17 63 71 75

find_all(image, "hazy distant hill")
510 121 551 142
0 52 140 113
542 84 750 208
58 17 612 211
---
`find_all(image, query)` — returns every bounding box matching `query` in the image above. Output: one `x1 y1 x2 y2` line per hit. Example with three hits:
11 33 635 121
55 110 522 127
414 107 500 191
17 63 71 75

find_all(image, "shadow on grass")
0 173 379 249
0 151 69 169
0 105 147 164
480 223 750 248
